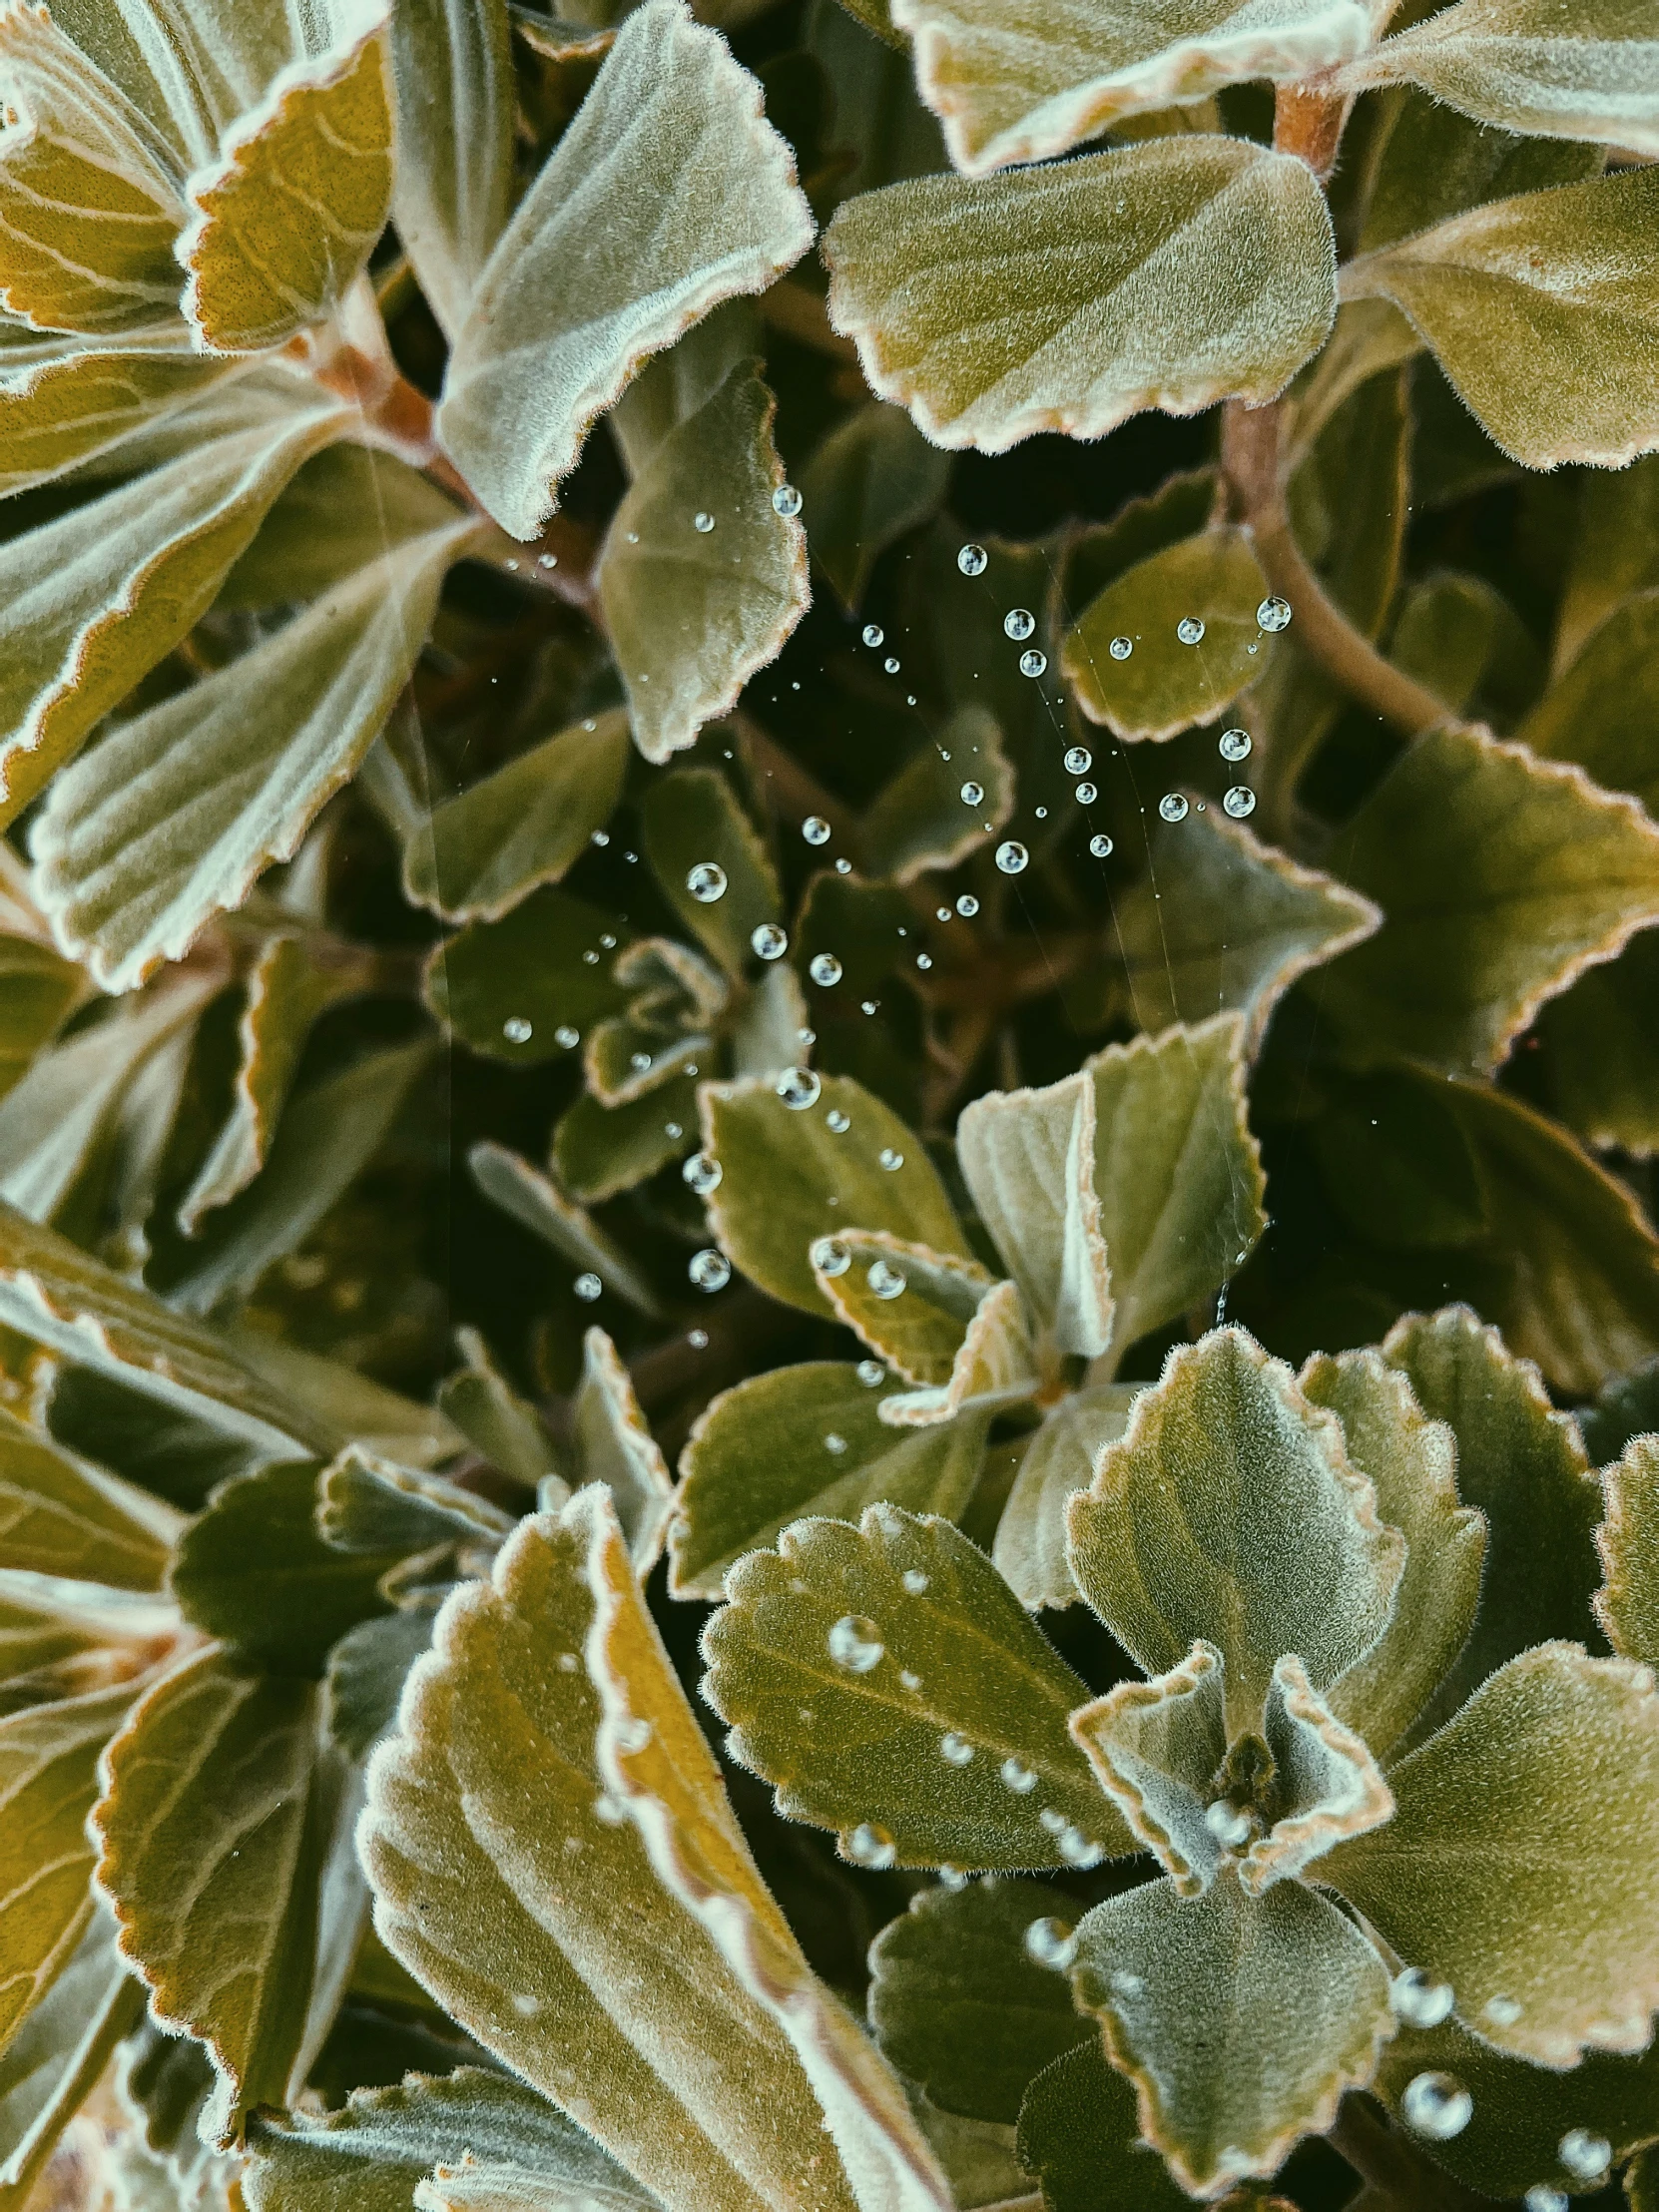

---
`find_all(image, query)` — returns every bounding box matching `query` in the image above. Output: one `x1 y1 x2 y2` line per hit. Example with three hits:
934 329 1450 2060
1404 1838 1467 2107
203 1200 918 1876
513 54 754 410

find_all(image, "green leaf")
799 401 951 611
641 769 783 976
1070 1642 1229 1898
874 1280 1040 1429
859 707 1013 883
701 1072 965 1316
1063 527 1274 740
224 1333 463 1472
553 1076 701 1205
1596 1432 1659 1664
33 515 483 992
0 8 187 335
425 884 632 1066
1015 2039 1196 2212
1103 810 1381 1051
218 443 468 611
1342 167 1659 469
467 1141 664 1320
386 0 513 341
0 929 83 1106
1345 0 1659 157
1519 587 1659 817
668 1361 989 1599
404 711 631 924
1388 569 1540 721
813 1234 994 1387
317 1445 514 1558
992 1383 1137 1609
1314 722 1659 1077
1556 455 1659 670
599 360 809 763
1067 1330 1404 1735
1358 87 1606 256
94 1649 362 2144
359 1492 950 2212
1323 1641 1659 2066
703 1505 1131 1873
171 1462 398 1676
868 1881 1096 2124
323 1609 434 1765
0 391 346 828
824 137 1335 452
1298 1349 1485 1760
890 0 1372 175
436 1328 561 1489
436 0 814 541
0 1906 139 2200
0 334 229 501
1071 1871 1392 2197
246 2067 659 2212
569 1325 674 1570
0 1402 178 1590
1541 928 1659 1159
178 15 394 353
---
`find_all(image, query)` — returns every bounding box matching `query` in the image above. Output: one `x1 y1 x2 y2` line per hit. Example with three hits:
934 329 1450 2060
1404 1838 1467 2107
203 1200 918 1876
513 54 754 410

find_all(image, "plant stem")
1273 84 1354 179
1327 2097 1492 2211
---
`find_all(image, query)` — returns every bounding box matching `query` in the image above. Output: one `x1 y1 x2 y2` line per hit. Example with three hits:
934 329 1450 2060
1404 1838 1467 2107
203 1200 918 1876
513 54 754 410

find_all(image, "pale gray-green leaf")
387 0 513 340
467 1143 663 1320
1063 528 1272 740
992 1383 1137 1609
859 707 1013 883
799 401 950 611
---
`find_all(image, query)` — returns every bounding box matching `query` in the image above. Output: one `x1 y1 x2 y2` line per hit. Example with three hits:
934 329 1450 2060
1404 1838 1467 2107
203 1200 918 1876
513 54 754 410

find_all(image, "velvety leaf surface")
467 1143 663 1319
1323 1642 1659 2066
219 443 469 610
554 1077 701 1205
1064 528 1271 740
436 0 814 540
703 1506 1131 1872
640 770 782 977
1014 2039 1196 2212
812 1235 992 1387
1343 168 1659 468
868 1881 1096 2124
386 0 513 340
1071 1871 1392 2196
1355 88 1604 257
599 361 809 764
569 1326 674 1571
0 1403 177 1590
799 401 950 611
0 335 227 501
437 1331 560 1489
1315 722 1659 1077
1519 587 1659 817
993 1383 1137 1609
323 1609 434 1765
1594 1432 1659 1664
873 1280 1040 1429
0 929 82 1104
824 137 1336 452
701 1074 965 1316
316 1446 513 1558
890 0 1372 176
426 884 632 1067
670 1363 988 1599
1070 1642 1228 1897
1067 1330 1403 1733
859 707 1013 883
0 1905 138 2200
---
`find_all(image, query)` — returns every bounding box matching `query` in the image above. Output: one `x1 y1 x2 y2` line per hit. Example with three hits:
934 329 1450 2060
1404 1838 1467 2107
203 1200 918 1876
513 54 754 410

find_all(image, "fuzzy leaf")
892 0 1372 176
553 1079 701 1206
0 931 82 1104
1519 587 1659 816
1597 1432 1659 1663
1243 1655 1392 1892
1356 89 1604 258
875 1281 1041 1429
570 1326 674 1571
993 1383 1137 1609
641 769 783 978
405 712 630 924
1346 0 1659 157
860 709 1014 884
0 394 345 828
322 1610 434 1766
1557 457 1659 670
1063 527 1271 741
824 137 1335 452
1071 1872 1392 2196
1104 811 1381 1051
1324 1641 1659 2065
467 1143 663 1320
868 1882 1096 2125
0 1403 177 1590
178 13 394 353
387 0 513 341
436 0 814 540
93 1649 360 2145
1342 167 1659 469
436 1331 560 1490
600 360 809 763
426 884 632 1067
799 401 951 611
219 442 469 610
1299 1349 1485 1759
0 335 227 500
701 1073 965 1317
1067 1330 1404 1734
33 514 483 992
0 1904 138 2199
317 1446 514 1557
1070 1642 1229 1898
1315 722 1659 1077
669 1363 989 1599
1014 2040 1196 2212
813 1234 994 1387
703 1505 1132 1873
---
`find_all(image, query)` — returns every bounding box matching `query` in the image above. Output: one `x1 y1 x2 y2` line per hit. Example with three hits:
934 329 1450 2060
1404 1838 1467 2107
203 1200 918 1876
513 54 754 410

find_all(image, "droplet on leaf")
773 483 803 517
810 952 842 986
1177 616 1205 645
776 1067 821 1110
1003 608 1035 641
1223 786 1256 819
1018 648 1047 679
1109 635 1133 660
959 780 984 807
1258 594 1293 632
555 1024 580 1049
803 815 831 845
1024 1917 1078 1970
826 1108 850 1133
814 1237 851 1277
957 543 988 576
867 1258 906 1300
1219 727 1252 762
862 623 884 648
995 840 1028 874
877 1146 903 1171
1558 2130 1611 2181
939 1731 974 1766
683 1151 722 1195
1000 1757 1037 1794
856 1359 885 1385
687 861 728 902
502 1016 532 1042
574 1273 603 1303
1402 2073 1472 2142
752 921 788 960
845 1821 896 1868
689 1248 730 1292
1159 794 1190 824
828 1616 884 1673
1390 1968 1454 2029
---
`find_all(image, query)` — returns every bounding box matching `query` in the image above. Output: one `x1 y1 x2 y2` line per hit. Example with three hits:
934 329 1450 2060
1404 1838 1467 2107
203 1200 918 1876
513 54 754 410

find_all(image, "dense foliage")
2 0 1659 2208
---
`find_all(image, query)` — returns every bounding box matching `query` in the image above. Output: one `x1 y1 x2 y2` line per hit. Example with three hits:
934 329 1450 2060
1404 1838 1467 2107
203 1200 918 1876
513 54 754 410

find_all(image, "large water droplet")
1524 2190 1568 2212
1158 793 1190 824
884 656 900 675
1402 2072 1472 2142
857 1359 885 1386
555 1024 580 1049
996 840 1029 874
773 483 803 517
956 892 979 916
877 1146 904 1171
776 1066 821 1110
1004 608 1036 641
939 1731 974 1766
1177 616 1206 645
814 1237 851 1278
683 1151 722 1196
693 510 715 533
1223 786 1256 819
752 921 789 961
845 1821 896 1868
1204 1800 1252 1849
803 815 831 845
1558 2129 1611 2181
1219 727 1253 763
862 623 884 649
687 861 728 902
502 1016 532 1043
1258 594 1293 633
1018 649 1047 679
957 543 988 576
1024 1917 1078 1970
810 952 842 986
574 1273 603 1303
1390 1968 1454 2029
868 1259 907 1301
1000 1757 1037 1794
1109 635 1133 660
1075 781 1097 805
959 780 984 807
1064 746 1092 775
689 1248 730 1292
828 1615 884 1673
1090 833 1114 858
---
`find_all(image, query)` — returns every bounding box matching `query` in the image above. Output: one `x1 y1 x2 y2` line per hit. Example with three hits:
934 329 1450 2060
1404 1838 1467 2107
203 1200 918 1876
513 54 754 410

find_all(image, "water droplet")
868 1258 907 1300
802 816 831 846
856 1359 885 1385
862 624 884 649
1089 832 1114 858
688 1328 709 1349
959 780 984 807
878 1146 904 1171
1057 1825 1105 1868
693 510 715 533
773 483 803 517
814 1237 851 1278
1204 1800 1252 1848
835 856 852 874
902 1568 930 1594
752 921 789 960
1524 2190 1568 2212
687 861 728 902
538 552 557 569
1109 635 1133 660
1018 648 1047 679
957 543 988 576
845 1821 896 1868
956 893 979 916
1558 2130 1611 2182
1064 746 1092 775
810 952 843 986
995 840 1029 874
826 1108 850 1133
1258 594 1293 632
1177 616 1206 645
1074 781 1097 805
1000 1757 1037 1794
1390 1968 1454 2029
599 932 617 947
1158 793 1190 824
883 656 900 675
1038 1808 1066 1835
1024 1917 1078 1970
938 1731 974 1767
502 1016 533 1042
1483 1994 1522 2027
829 1616 884 1673
574 1273 603 1303
689 1248 731 1292
1402 2072 1472 2142
630 1050 653 1073
555 1024 580 1049
824 1431 847 1454
583 949 600 964
1004 608 1035 641
665 1122 683 1140
776 1066 821 1110
1219 727 1253 763
1223 785 1256 819
938 1864 968 1890
683 1151 722 1196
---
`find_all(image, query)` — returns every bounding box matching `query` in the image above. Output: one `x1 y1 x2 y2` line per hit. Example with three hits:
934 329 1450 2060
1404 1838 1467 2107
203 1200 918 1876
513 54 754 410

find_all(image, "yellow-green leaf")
316 1444 514 1558
218 441 468 610
641 768 782 977
0 1402 178 1590
387 0 513 340
1356 87 1605 258
1519 586 1659 816
0 332 229 499
824 137 1335 452
0 930 83 1105
1596 1431 1659 1664
425 883 633 1066
0 1905 139 2201
859 706 1013 883
1063 528 1273 739
436 0 814 540
799 400 951 611
1556 455 1659 670
814 1234 995 1388
436 1327 561 1490
569 1325 674 1571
